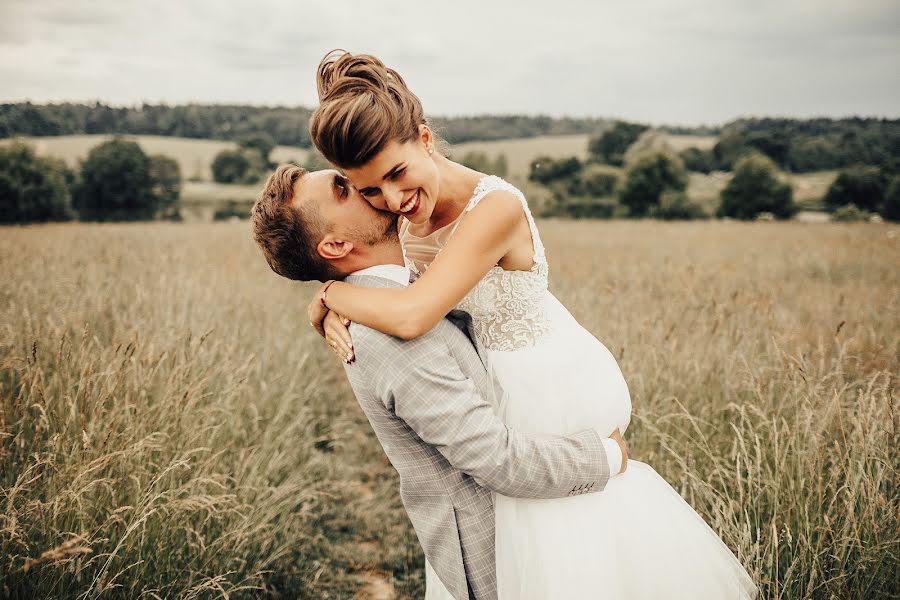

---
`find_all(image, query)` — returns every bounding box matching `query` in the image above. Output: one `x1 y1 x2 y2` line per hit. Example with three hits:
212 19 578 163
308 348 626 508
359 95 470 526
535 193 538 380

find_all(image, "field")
1 220 897 599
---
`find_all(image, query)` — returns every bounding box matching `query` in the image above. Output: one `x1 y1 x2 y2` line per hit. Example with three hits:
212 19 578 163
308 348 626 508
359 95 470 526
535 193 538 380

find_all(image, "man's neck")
346 244 405 274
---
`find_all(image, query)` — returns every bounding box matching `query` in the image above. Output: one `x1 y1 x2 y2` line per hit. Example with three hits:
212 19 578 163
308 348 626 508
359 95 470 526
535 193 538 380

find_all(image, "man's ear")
317 233 354 261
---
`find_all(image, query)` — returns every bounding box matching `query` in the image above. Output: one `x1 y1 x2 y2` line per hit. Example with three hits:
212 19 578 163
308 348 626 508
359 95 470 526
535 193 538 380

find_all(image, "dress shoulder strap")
397 217 419 274
459 176 546 262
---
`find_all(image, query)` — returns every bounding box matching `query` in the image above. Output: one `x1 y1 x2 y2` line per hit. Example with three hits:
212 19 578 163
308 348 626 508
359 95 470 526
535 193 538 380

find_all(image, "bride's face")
343 127 440 226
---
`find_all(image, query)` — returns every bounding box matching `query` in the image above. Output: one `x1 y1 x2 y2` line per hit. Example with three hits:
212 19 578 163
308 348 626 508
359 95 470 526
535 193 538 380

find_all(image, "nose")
383 182 405 212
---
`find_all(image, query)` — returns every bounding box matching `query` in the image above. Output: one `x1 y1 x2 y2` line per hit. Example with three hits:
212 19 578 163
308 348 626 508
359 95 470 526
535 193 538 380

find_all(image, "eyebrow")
382 163 404 180
358 163 405 196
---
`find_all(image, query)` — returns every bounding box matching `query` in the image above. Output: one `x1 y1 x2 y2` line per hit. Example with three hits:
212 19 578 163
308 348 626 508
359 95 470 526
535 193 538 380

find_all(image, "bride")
305 49 756 599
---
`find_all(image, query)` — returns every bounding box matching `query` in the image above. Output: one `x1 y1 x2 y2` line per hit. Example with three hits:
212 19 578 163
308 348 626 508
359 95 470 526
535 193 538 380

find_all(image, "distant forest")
1 103 896 173
0 102 615 146
714 117 899 173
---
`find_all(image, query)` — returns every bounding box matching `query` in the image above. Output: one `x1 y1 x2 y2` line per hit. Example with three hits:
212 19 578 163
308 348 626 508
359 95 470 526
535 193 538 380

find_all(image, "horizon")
3 99 897 131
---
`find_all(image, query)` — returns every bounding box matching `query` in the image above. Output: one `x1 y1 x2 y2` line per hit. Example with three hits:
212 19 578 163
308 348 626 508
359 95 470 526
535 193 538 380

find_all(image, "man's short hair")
250 164 341 282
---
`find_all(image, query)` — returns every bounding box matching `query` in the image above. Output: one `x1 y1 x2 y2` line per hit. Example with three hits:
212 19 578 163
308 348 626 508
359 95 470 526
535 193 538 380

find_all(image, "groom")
251 164 627 600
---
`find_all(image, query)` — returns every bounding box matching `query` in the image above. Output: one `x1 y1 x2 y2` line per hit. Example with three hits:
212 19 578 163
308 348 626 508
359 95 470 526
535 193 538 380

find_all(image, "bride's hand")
306 281 332 338
323 310 354 363
306 283 355 363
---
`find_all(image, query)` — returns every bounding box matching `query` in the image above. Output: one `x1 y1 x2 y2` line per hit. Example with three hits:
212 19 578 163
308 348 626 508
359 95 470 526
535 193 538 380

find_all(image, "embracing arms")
309 191 528 343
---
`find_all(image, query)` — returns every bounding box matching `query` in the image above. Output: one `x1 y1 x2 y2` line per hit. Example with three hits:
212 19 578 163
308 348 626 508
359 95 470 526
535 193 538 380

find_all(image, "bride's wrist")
320 279 337 308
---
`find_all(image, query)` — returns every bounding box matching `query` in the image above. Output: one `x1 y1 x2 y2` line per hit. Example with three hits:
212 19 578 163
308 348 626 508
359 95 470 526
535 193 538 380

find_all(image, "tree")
212 149 249 183
588 121 649 166
302 150 332 172
458 151 509 177
830 204 869 222
211 148 266 184
882 176 900 222
148 154 182 220
679 147 717 173
526 158 621 219
74 138 178 221
823 166 886 213
238 133 276 167
652 191 707 220
618 151 688 217
786 138 840 172
622 131 672 165
528 156 582 185
576 165 618 197
717 152 795 220
744 131 791 166
0 141 75 223
712 131 752 171
75 138 154 221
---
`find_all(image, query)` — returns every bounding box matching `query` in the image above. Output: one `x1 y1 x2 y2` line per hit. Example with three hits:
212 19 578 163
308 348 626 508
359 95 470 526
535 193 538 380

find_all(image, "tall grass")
1 220 898 598
0 224 422 598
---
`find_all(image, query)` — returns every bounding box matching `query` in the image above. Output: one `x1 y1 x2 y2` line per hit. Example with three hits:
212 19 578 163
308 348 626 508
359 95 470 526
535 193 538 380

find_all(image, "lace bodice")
401 176 552 352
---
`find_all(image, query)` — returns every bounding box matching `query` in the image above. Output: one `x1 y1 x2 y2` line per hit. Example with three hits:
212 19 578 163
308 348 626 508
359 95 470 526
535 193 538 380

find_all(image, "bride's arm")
313 191 525 340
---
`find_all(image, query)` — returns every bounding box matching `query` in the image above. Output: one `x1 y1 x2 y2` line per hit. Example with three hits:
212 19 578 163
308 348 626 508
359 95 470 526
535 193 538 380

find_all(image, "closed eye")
359 165 406 197
333 174 349 198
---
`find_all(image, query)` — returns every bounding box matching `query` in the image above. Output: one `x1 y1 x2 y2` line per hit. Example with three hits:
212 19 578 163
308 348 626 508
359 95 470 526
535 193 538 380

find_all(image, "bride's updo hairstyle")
310 49 428 169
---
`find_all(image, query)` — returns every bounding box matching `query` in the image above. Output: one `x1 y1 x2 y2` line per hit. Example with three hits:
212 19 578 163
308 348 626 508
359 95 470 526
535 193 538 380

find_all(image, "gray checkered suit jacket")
341 273 611 600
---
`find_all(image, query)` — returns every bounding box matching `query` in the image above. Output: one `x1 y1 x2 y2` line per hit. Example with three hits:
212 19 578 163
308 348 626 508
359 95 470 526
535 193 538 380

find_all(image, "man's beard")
382 212 400 241
352 211 399 247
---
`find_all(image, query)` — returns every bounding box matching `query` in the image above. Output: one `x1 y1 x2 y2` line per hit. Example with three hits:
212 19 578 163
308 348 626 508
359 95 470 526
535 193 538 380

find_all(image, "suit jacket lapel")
447 310 488 370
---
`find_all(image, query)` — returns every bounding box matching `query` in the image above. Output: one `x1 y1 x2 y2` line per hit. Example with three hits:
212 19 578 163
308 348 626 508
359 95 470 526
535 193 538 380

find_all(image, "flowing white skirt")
487 292 757 599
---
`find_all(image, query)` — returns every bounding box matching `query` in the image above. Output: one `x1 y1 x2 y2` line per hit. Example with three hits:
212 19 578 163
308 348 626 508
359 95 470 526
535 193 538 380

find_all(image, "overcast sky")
1 0 897 126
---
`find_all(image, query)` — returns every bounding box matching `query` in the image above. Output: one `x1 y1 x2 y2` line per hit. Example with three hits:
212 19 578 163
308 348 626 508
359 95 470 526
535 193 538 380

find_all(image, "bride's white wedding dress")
403 176 757 599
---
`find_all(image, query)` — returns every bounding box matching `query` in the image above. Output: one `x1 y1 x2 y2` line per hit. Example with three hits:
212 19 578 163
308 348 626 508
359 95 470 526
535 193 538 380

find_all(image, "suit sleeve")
355 326 611 499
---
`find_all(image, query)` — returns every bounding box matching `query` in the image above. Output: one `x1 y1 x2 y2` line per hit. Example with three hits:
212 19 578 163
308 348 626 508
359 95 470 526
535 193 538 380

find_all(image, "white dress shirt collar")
350 263 411 287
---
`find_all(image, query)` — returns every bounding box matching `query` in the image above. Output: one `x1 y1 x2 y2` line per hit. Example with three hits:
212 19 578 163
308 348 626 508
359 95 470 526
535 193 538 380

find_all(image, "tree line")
1 138 181 224
3 107 898 223
0 102 614 147
3 103 895 174
680 117 899 174
529 121 900 222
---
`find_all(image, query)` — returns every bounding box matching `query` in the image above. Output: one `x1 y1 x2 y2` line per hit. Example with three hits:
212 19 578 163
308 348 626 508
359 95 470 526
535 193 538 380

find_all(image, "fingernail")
346 353 353 361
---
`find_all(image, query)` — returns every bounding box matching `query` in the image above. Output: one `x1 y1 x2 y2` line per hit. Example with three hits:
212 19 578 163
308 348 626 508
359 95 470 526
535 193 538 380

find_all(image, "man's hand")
609 428 628 473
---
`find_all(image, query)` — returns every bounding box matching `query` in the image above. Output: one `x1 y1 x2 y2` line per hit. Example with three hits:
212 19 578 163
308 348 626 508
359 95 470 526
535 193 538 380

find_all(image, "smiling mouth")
399 190 420 215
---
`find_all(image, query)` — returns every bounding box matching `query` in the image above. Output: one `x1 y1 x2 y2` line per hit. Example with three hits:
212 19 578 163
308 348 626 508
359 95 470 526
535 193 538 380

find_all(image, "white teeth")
400 191 418 213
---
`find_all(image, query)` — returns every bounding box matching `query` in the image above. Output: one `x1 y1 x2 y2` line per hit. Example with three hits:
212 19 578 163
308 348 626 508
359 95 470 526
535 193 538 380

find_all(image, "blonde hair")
309 50 427 169
250 164 339 282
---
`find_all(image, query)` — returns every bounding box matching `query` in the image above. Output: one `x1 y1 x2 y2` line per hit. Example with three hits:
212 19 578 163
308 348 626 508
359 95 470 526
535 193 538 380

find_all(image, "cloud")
0 0 897 124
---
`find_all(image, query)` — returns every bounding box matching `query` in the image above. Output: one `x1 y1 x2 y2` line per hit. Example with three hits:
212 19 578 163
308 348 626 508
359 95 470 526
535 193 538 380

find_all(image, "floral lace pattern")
452 176 552 352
